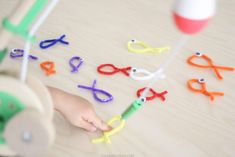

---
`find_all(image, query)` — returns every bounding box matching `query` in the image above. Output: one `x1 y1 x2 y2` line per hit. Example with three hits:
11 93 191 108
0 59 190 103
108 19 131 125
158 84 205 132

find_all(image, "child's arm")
48 87 111 132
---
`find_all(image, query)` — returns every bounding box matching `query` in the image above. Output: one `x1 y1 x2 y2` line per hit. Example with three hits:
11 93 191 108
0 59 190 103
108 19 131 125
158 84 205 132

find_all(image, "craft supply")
130 67 165 81
127 39 170 54
97 64 131 77
2 0 48 41
40 61 56 76
92 98 145 144
0 48 7 63
97 64 163 81
187 78 224 101
187 52 234 80
92 115 125 144
137 88 168 101
77 80 113 103
39 34 69 49
10 48 38 60
69 56 84 73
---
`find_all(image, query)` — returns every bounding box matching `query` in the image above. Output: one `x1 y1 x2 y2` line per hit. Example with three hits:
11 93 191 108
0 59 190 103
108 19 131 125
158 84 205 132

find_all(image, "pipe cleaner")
187 78 224 101
187 52 234 80
77 79 113 103
10 48 38 60
97 64 131 77
39 34 69 49
137 87 168 101
69 56 84 73
127 39 170 54
129 67 165 81
92 98 146 144
40 61 56 76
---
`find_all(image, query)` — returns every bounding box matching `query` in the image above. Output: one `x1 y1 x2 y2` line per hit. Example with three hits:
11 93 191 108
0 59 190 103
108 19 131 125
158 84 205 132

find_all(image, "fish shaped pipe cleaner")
97 64 131 77
10 48 38 60
187 78 224 101
40 61 56 76
187 52 234 80
97 64 165 81
92 98 146 144
127 39 170 54
39 34 69 49
69 56 84 73
129 68 165 81
137 87 168 102
77 80 113 103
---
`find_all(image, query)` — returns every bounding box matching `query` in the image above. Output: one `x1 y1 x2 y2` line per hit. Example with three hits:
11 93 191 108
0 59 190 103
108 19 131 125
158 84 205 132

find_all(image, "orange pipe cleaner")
187 52 234 80
187 78 224 101
40 61 56 76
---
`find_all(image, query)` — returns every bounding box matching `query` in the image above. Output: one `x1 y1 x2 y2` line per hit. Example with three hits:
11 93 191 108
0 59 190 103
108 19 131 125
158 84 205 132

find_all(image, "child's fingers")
88 113 112 131
79 120 97 132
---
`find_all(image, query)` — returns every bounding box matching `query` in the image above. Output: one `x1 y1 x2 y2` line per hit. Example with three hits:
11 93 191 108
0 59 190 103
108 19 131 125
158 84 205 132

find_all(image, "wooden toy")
0 0 58 156
0 71 55 157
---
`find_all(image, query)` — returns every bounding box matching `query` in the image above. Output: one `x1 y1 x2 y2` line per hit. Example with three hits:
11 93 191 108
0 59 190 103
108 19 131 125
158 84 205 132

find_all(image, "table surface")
0 0 235 157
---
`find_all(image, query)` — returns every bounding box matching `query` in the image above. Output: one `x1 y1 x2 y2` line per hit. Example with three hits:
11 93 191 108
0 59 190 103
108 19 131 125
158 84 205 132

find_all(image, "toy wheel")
27 75 54 120
3 109 55 157
0 75 44 113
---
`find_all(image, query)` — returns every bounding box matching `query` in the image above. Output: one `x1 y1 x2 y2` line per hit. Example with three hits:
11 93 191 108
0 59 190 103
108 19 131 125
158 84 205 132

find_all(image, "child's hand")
48 87 112 132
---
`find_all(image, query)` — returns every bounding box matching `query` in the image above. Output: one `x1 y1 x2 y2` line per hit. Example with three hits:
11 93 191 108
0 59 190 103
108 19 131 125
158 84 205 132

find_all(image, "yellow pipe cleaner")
127 39 170 54
92 115 126 144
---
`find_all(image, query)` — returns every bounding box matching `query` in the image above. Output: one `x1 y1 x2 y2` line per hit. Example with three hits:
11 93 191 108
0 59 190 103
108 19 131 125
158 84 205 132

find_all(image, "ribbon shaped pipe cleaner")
127 39 170 54
2 0 48 41
97 64 132 77
69 56 84 73
187 52 234 80
137 87 168 101
92 98 146 144
187 78 224 101
40 61 56 76
92 115 126 144
39 34 69 49
10 48 38 60
129 67 166 81
77 79 113 103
